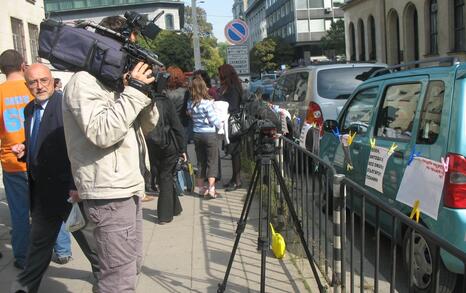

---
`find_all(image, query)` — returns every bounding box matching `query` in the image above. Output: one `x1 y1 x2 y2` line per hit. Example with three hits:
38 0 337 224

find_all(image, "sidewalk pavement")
0 147 321 292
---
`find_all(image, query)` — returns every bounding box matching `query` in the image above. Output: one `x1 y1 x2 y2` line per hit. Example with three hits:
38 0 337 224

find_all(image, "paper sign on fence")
364 146 392 193
396 157 445 220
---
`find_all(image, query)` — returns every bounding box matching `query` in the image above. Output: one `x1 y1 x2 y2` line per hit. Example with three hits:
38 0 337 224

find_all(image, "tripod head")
254 119 278 157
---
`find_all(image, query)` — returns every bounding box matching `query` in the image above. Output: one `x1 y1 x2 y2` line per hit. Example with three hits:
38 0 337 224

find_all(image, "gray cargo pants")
83 195 143 293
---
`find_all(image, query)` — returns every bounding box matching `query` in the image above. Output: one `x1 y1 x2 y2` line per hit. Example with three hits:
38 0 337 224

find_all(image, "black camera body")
38 11 168 94
255 120 278 156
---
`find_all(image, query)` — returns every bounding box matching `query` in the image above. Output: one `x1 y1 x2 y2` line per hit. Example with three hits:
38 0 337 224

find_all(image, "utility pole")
192 0 202 70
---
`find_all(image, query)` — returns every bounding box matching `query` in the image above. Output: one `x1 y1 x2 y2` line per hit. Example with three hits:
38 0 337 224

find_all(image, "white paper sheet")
364 146 392 193
396 157 445 220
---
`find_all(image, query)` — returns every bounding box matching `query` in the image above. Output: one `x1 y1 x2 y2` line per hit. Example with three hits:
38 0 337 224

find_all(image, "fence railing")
241 133 466 292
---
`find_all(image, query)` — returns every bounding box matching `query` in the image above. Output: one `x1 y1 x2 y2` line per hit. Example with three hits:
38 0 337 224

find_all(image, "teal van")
319 58 466 293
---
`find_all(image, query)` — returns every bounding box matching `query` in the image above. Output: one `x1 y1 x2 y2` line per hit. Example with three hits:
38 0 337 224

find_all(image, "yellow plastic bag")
270 223 286 259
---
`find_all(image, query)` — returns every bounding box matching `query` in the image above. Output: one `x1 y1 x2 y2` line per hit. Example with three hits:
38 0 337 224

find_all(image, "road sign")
224 19 249 45
227 45 250 75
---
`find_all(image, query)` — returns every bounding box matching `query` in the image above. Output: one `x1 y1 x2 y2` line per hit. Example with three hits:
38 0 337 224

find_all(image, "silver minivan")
270 63 387 137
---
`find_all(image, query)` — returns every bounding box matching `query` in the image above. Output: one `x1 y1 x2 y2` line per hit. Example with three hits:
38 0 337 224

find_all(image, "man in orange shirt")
0 50 31 269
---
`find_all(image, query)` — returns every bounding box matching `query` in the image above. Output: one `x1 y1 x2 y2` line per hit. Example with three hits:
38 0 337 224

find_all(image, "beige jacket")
62 71 158 200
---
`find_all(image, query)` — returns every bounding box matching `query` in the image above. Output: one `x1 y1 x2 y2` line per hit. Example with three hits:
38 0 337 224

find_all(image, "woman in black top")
146 95 187 224
218 64 243 191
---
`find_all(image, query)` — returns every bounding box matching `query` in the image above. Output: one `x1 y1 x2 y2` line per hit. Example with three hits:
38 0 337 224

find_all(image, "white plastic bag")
65 202 86 232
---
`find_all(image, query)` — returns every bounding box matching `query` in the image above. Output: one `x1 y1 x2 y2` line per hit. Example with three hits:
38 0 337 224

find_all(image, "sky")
183 0 234 43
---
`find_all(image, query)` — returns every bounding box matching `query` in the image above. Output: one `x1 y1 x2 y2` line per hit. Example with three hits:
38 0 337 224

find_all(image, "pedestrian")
146 93 186 224
61 16 159 293
218 64 243 191
0 49 31 270
188 77 221 198
193 69 222 182
10 63 100 293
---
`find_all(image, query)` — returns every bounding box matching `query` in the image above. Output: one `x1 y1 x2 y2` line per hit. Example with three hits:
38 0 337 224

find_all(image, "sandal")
207 186 218 199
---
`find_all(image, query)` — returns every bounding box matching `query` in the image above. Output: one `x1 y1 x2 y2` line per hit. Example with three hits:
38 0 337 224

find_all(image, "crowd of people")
0 15 244 293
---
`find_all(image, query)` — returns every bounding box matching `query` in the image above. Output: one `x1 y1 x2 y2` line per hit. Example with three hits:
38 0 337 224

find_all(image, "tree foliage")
250 37 295 74
320 19 345 55
217 42 228 64
183 6 213 38
139 31 194 72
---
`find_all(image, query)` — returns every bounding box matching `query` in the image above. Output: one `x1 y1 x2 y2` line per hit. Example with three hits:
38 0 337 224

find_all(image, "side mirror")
323 120 339 133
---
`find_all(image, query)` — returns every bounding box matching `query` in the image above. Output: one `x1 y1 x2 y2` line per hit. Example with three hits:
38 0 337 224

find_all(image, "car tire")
402 228 457 293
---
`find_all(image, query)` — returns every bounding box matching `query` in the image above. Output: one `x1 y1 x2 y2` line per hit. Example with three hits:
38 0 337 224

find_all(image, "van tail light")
444 153 466 209
305 102 324 135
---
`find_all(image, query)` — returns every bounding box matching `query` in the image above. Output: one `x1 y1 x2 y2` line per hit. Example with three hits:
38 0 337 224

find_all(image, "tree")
250 37 295 74
183 6 213 38
320 19 345 56
139 31 194 72
218 42 228 64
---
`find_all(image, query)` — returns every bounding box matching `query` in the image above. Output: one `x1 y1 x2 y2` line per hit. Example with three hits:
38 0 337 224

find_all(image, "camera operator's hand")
130 62 155 85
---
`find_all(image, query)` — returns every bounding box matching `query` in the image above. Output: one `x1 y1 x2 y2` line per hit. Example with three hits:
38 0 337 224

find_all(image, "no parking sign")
224 19 249 45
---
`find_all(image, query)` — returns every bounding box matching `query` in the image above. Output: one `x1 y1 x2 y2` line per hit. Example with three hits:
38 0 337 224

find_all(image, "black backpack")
147 97 176 150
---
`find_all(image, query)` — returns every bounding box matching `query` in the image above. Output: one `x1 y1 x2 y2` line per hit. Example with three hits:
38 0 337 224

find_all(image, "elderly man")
10 63 99 293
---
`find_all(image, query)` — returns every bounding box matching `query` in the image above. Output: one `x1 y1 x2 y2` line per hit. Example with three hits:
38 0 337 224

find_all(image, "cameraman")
62 16 158 293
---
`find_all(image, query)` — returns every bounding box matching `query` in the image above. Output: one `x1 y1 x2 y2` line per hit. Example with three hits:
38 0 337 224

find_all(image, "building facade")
343 0 466 65
0 0 45 65
233 0 249 19
245 0 267 49
266 0 344 61
44 0 184 31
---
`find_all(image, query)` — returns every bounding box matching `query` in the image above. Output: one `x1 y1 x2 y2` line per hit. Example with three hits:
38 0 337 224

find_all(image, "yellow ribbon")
409 200 420 223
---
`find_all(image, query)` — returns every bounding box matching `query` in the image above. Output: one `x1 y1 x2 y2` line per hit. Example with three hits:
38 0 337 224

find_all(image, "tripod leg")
259 160 272 293
271 159 325 292
218 160 261 293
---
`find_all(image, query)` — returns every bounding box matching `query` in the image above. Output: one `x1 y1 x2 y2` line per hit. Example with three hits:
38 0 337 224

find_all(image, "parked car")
270 63 387 137
249 73 278 100
320 58 466 293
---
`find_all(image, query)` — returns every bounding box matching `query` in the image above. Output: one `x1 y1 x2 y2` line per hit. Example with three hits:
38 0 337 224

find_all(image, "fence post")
275 135 285 227
333 174 345 293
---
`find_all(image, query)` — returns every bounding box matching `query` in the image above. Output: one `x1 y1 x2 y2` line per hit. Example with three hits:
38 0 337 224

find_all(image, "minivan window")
417 80 444 144
375 83 422 141
272 73 296 102
289 72 308 102
341 87 379 136
317 67 383 100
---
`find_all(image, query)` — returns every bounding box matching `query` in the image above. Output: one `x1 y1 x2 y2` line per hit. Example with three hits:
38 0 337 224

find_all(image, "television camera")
39 11 169 94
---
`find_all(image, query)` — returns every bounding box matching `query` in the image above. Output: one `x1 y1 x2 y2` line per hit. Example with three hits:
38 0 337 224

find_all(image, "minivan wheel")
403 229 457 293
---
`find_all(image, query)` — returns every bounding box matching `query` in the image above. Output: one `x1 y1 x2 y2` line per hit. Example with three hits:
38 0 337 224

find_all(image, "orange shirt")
0 80 32 172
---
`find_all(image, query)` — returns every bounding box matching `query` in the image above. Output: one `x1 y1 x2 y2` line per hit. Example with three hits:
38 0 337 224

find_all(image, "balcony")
44 0 182 12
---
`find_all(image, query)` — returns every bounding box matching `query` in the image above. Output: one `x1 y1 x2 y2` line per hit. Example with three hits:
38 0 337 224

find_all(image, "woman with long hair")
218 64 243 191
187 77 221 198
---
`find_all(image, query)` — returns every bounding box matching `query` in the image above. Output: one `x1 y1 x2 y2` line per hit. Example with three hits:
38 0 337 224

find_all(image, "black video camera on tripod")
38 11 169 94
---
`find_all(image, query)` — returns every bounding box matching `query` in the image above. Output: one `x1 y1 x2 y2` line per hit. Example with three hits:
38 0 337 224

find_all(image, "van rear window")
317 67 383 99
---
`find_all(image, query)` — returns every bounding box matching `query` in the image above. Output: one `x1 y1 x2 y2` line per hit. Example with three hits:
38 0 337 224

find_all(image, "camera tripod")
217 141 324 293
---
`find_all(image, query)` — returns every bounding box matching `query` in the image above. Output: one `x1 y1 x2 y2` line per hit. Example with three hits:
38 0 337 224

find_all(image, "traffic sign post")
224 19 249 46
227 45 250 76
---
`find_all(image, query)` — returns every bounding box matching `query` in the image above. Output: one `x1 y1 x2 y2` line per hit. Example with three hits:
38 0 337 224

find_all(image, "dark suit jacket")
24 91 75 215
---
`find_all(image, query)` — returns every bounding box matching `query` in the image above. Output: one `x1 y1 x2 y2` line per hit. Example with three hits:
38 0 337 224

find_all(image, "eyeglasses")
27 77 50 88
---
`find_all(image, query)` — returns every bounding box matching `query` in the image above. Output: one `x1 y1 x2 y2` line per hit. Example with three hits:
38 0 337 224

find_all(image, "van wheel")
402 229 457 293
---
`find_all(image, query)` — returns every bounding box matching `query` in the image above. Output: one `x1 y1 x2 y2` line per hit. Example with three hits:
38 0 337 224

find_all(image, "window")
310 19 325 32
290 72 309 101
28 23 39 63
272 74 297 102
296 0 307 9
417 81 444 144
297 20 309 33
11 18 27 62
368 15 376 60
317 67 383 100
454 0 465 51
375 83 422 140
309 0 324 9
165 14 174 30
341 87 379 135
430 0 438 54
